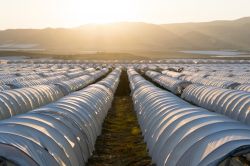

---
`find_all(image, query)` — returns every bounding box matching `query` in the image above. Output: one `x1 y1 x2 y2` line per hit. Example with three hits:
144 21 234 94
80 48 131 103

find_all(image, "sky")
1 0 250 29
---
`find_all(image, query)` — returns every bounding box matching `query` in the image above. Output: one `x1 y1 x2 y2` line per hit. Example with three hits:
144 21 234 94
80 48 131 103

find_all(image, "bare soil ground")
87 72 152 166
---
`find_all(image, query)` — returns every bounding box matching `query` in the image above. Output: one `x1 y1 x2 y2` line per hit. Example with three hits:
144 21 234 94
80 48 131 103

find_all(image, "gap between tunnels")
87 70 152 166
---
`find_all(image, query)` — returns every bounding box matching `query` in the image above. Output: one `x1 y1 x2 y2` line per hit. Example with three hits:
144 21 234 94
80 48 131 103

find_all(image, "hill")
0 17 250 53
161 17 250 50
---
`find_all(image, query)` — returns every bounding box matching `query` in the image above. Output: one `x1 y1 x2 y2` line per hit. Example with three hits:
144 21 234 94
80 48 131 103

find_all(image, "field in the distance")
1 50 250 60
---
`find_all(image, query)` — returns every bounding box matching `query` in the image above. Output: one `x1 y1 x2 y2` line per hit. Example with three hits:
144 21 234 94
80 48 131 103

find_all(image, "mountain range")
1 17 250 52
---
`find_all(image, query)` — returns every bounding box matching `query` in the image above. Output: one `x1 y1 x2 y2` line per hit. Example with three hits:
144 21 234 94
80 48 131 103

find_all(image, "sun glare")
67 0 136 25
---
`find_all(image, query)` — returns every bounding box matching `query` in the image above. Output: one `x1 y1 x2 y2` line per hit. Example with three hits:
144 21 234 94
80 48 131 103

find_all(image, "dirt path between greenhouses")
87 72 152 166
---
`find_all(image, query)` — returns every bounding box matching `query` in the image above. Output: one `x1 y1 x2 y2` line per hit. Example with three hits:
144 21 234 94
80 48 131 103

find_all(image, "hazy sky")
1 0 250 29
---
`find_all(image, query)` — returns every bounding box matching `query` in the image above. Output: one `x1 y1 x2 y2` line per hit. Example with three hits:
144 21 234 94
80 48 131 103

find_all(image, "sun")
67 0 136 25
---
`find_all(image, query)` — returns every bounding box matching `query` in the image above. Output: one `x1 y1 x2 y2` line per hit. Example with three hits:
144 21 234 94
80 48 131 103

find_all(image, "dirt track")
87 72 152 166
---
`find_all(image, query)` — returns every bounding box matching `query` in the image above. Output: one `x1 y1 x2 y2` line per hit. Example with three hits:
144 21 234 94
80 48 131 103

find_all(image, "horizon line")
0 16 249 31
